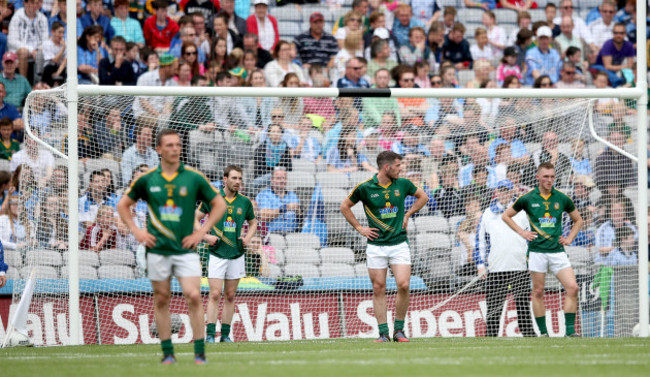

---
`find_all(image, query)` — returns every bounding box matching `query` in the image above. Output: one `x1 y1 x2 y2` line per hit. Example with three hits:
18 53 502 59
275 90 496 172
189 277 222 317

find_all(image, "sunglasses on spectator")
613 31 626 35
561 5 573 9
350 66 362 70
563 70 576 75
540 82 552 87
431 80 442 85
601 10 615 13
401 78 414 82
185 51 197 55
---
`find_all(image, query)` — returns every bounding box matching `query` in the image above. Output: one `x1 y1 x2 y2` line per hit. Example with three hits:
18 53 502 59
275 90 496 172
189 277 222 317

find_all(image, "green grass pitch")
2 338 650 377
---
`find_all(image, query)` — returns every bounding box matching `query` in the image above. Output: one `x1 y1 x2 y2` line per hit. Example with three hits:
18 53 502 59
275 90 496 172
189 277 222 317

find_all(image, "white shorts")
366 242 411 269
528 251 572 275
147 252 202 281
208 254 246 280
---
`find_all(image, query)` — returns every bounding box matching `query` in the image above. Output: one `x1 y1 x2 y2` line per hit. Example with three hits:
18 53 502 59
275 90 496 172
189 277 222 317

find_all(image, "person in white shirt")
588 0 616 50
7 0 49 78
553 0 596 50
475 180 536 337
10 133 54 186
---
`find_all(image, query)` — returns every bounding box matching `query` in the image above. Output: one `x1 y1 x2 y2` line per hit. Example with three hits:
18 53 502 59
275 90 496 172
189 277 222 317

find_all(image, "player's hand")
134 228 156 248
0 275 6 288
559 236 571 246
402 216 410 231
520 230 538 242
182 232 204 250
358 227 380 240
240 236 251 248
477 267 487 280
204 234 218 245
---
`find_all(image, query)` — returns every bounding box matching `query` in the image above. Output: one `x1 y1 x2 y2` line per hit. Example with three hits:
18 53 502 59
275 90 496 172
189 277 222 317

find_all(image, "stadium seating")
26 249 63 267
99 249 136 267
284 248 321 265
4 249 23 270
414 215 450 234
284 263 320 278
316 172 350 189
21 265 58 279
494 9 518 25
63 251 100 268
320 262 355 277
320 247 355 265
286 233 321 250
98 265 135 279
268 233 287 251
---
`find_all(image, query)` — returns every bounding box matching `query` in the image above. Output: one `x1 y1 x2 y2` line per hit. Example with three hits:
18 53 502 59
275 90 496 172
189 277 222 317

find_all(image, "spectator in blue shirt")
77 25 104 84
336 57 370 89
487 117 529 166
524 26 561 85
256 168 300 233
0 239 7 287
0 82 22 132
392 3 425 47
464 0 497 11
79 0 115 43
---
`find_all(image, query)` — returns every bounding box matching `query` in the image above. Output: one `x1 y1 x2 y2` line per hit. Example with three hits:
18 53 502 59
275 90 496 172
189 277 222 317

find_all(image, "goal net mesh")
6 86 641 344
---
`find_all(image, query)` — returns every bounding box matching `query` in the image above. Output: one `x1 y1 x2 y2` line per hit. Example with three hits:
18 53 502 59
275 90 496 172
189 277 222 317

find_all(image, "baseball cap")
253 0 268 5
536 26 553 38
496 180 514 190
2 51 17 63
310 12 324 22
373 27 390 39
158 53 177 66
503 46 517 57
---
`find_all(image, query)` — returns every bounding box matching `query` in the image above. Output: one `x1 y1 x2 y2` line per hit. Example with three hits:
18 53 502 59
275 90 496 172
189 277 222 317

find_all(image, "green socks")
206 323 216 337
394 319 405 332
535 316 548 335
161 338 174 357
378 323 389 336
565 313 576 336
194 338 205 355
221 324 231 338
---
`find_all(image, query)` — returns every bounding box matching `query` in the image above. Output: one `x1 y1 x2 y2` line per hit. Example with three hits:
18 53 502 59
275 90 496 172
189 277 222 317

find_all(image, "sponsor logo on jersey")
371 193 379 198
379 202 398 219
237 207 242 215
150 186 161 193
394 190 400 197
179 186 188 197
554 202 559 210
223 216 237 232
532 203 540 207
159 199 182 222
538 212 556 228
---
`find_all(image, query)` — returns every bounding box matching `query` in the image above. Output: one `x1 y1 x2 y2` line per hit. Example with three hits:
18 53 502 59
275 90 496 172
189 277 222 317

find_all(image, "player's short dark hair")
51 21 64 32
0 117 12 128
156 128 179 146
89 170 104 183
376 151 402 169
224 165 243 178
538 161 555 172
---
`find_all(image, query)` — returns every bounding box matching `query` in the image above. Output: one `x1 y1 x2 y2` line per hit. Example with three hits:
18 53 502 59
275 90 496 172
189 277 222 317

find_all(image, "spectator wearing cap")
0 52 31 110
7 0 48 79
80 0 116 44
590 22 635 88
111 0 145 48
143 0 179 51
555 61 586 89
246 0 279 52
524 26 561 85
392 4 425 48
133 53 178 119
367 39 398 84
496 47 522 87
442 23 473 71
589 0 616 50
294 12 338 70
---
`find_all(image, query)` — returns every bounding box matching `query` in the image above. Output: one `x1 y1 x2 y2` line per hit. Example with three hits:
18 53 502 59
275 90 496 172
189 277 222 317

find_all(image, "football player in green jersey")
341 151 429 342
196 165 257 343
502 162 584 337
117 129 227 364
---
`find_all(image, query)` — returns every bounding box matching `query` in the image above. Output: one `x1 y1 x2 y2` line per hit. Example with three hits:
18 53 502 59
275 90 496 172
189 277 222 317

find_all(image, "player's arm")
340 197 379 240
183 194 227 249
402 187 428 231
559 209 584 246
475 213 488 279
195 207 218 245
502 207 537 241
117 195 156 247
241 219 258 248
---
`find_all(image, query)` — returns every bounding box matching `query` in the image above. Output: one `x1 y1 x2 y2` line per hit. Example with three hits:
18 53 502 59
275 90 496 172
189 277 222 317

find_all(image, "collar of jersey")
534 185 555 199
156 162 185 181
372 174 394 189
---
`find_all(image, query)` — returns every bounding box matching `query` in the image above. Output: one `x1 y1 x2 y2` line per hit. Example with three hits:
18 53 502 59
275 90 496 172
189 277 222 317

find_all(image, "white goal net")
4 86 643 344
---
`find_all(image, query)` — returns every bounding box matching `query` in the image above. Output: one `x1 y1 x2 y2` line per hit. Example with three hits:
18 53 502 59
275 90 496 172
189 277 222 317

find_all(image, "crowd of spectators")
0 0 645 281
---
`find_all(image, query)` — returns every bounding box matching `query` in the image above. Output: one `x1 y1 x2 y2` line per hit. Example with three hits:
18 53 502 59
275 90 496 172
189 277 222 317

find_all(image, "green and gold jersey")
348 175 418 246
512 186 576 253
199 189 255 260
0 139 19 160
126 163 219 255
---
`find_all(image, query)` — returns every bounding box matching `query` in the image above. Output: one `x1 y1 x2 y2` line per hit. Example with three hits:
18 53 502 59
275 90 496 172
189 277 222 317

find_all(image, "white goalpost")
5 0 647 345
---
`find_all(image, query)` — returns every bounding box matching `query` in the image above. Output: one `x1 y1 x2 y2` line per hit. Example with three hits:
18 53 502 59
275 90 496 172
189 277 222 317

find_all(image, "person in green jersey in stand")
502 161 584 337
340 151 429 343
117 129 227 364
0 118 19 160
196 165 258 343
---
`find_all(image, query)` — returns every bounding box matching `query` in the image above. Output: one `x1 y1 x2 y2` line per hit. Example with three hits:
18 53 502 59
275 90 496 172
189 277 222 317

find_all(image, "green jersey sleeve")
126 175 147 202
563 194 576 213
512 194 527 212
348 184 363 204
245 200 256 221
196 174 219 204
405 179 418 196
